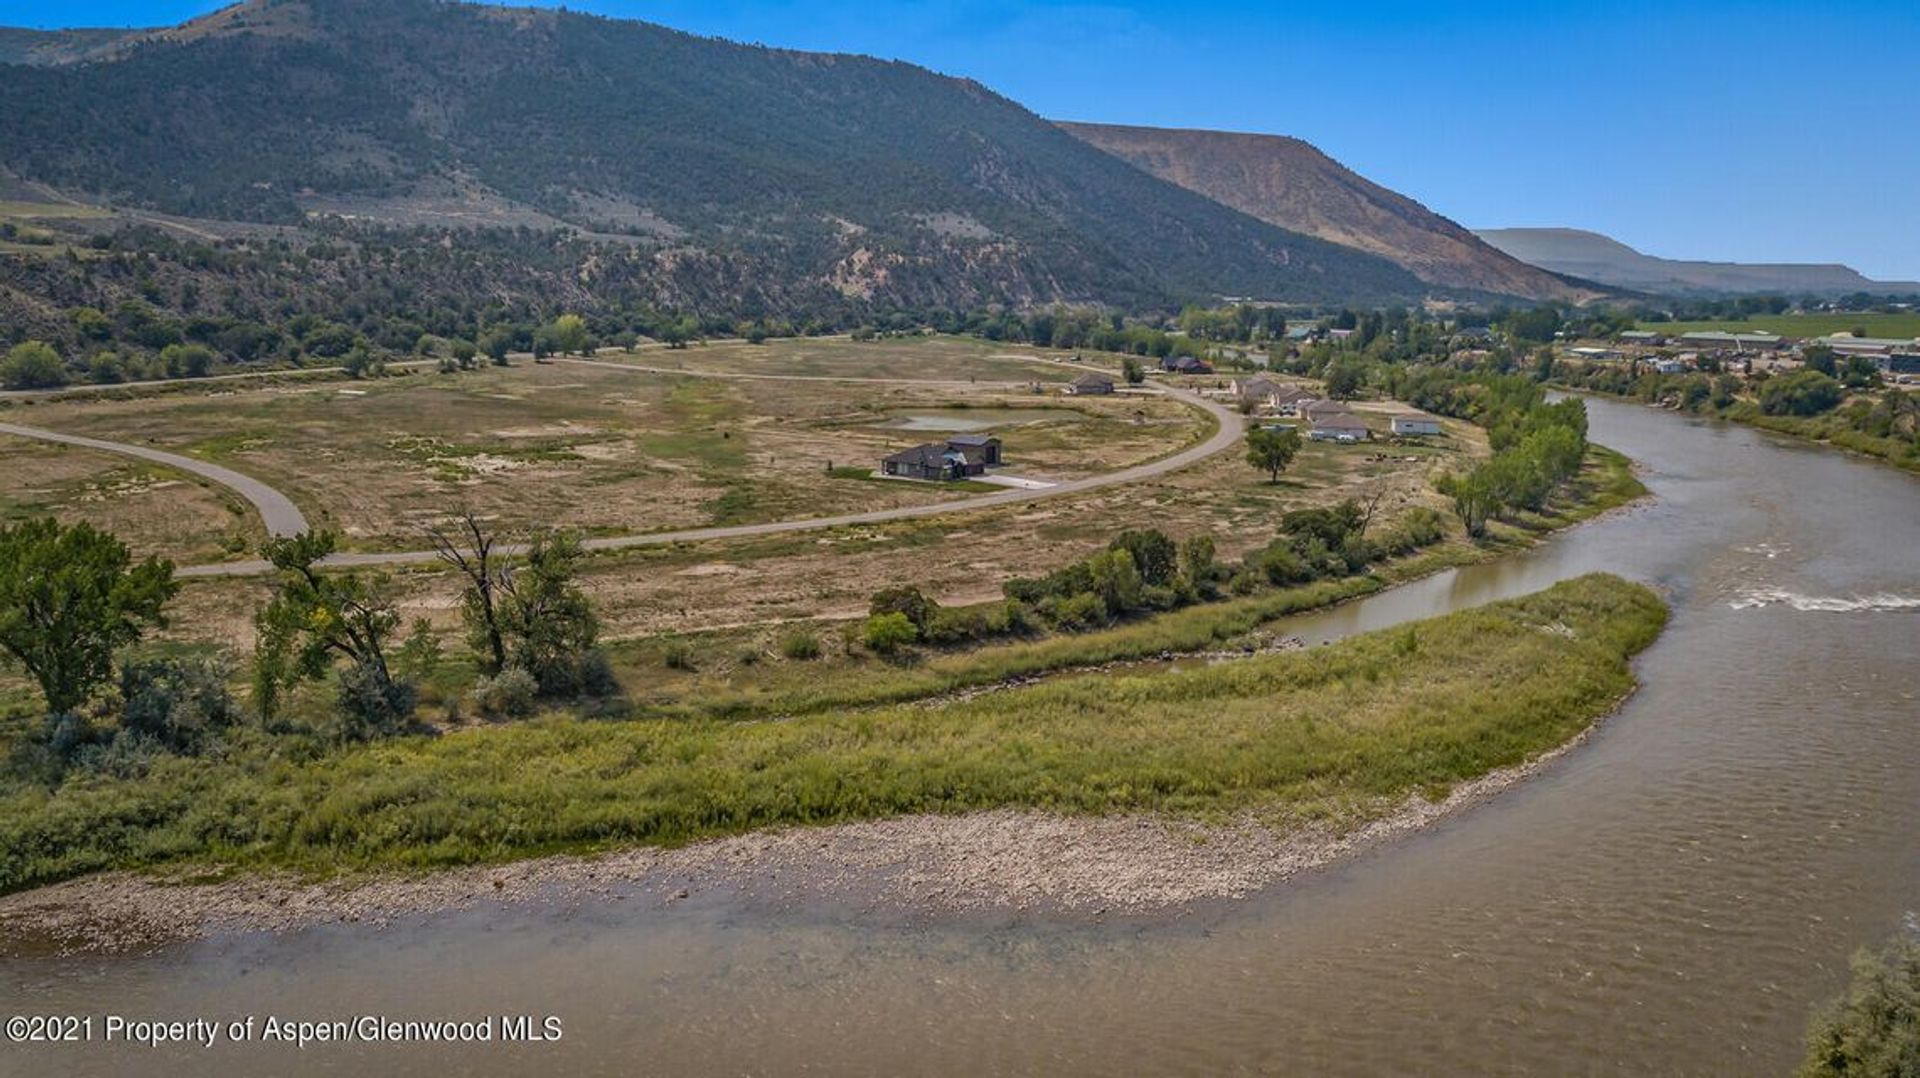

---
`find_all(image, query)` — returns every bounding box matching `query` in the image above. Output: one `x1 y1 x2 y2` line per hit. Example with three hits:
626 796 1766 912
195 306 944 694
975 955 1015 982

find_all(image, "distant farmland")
1639 312 1920 339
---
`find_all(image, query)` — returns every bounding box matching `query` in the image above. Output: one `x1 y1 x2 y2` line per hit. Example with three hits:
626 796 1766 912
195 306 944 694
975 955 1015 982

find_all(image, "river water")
6 396 1918 1076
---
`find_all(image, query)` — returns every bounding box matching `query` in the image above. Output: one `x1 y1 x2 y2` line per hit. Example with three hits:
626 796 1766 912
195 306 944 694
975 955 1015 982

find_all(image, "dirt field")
0 343 1200 555
0 438 261 563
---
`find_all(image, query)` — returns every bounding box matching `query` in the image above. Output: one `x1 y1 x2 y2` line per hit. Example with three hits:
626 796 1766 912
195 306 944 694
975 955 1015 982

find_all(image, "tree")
1108 529 1177 586
549 313 590 356
495 532 602 695
1245 426 1303 483
253 531 413 736
0 518 177 714
1 340 68 389
159 342 214 379
1799 934 1920 1077
1323 360 1365 399
1121 356 1145 385
1440 470 1494 538
429 511 509 673
1759 369 1843 416
479 328 512 365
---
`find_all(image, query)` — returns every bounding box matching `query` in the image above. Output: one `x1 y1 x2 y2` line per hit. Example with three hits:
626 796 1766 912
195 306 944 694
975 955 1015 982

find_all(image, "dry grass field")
0 339 1202 556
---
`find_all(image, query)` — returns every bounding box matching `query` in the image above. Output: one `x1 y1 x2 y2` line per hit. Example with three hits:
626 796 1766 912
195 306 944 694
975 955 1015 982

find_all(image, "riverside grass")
0 574 1666 893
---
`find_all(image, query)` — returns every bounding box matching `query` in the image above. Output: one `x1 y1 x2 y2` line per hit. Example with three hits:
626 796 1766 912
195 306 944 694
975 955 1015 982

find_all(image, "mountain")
0 27 140 66
1475 228 1920 297
1058 121 1602 304
0 0 1430 313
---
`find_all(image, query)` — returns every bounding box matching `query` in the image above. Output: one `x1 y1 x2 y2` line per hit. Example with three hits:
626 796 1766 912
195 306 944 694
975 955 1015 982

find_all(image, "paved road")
4 355 1242 577
0 422 310 538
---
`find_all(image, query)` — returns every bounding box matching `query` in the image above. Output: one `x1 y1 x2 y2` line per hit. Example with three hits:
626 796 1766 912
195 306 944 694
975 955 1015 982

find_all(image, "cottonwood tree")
1245 426 1303 484
253 531 414 737
429 511 509 673
429 517 606 696
0 518 177 714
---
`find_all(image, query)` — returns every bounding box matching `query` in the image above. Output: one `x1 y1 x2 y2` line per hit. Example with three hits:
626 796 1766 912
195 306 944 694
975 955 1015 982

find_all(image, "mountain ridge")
1476 227 1920 297
1057 121 1603 304
0 0 1432 311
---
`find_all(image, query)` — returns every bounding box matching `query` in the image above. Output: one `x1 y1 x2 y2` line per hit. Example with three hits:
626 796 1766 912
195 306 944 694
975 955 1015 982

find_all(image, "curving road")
0 421 310 538
4 356 1244 577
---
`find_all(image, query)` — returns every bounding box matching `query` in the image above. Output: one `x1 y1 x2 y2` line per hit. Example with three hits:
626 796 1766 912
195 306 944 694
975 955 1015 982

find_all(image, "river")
5 395 1917 1076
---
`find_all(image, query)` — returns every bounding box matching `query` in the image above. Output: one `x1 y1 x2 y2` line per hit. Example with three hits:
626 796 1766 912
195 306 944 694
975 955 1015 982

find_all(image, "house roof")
1069 372 1115 388
884 443 960 467
1313 413 1370 431
1394 411 1441 424
1301 398 1354 415
1237 377 1281 396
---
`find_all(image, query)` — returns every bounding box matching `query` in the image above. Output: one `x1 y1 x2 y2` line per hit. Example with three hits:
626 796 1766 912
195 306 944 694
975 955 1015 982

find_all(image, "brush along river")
4 394 1918 1075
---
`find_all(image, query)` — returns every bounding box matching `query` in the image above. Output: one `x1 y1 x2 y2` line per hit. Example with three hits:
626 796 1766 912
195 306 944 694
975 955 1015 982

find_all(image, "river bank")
0 719 1613 955
0 573 1667 954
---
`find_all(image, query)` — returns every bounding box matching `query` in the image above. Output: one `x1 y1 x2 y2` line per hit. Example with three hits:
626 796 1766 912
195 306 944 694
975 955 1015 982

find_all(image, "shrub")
469 667 539 720
333 664 417 741
1109 530 1178 586
870 585 937 631
780 631 823 660
662 638 696 670
863 612 919 655
117 656 241 755
1760 369 1844 417
1800 934 1920 1077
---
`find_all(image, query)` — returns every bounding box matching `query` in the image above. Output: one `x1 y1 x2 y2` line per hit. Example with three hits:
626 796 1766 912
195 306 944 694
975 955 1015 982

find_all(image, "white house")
1391 413 1444 437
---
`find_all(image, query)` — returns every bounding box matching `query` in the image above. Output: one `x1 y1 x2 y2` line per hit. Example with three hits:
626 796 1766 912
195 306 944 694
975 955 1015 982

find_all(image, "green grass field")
0 574 1666 892
1640 313 1920 339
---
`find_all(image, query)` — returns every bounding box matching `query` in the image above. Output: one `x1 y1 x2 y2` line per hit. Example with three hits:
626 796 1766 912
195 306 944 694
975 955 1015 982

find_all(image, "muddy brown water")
5 395 1918 1076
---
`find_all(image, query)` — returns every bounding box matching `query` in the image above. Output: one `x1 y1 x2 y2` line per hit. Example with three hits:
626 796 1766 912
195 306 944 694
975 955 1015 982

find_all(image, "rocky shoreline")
0 715 1606 957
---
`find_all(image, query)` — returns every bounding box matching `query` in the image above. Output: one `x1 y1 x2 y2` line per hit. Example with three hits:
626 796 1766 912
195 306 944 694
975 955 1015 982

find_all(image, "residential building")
1391 413 1444 437
1308 413 1371 442
1065 372 1115 395
881 435 1001 480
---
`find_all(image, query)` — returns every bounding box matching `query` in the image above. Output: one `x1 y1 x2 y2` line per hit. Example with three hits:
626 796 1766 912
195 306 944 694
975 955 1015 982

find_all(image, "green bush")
779 631 823 661
863 612 918 655
0 340 67 389
469 667 540 720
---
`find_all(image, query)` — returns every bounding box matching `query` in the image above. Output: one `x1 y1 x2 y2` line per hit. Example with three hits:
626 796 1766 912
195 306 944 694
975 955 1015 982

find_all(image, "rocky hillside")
1059 121 1601 303
0 0 1429 312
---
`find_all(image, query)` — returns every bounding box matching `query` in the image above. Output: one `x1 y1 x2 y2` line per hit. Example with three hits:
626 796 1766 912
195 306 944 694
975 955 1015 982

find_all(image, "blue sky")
11 0 1919 280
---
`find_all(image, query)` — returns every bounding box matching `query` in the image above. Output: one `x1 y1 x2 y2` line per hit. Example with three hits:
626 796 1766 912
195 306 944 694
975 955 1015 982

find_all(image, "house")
1307 413 1371 443
1890 353 1920 375
1160 355 1212 375
1268 385 1317 414
1328 328 1356 343
881 435 1001 480
1065 372 1115 396
1569 346 1624 361
1391 413 1444 437
1232 376 1282 400
1619 330 1666 347
1651 357 1690 374
945 433 1003 467
1299 398 1355 421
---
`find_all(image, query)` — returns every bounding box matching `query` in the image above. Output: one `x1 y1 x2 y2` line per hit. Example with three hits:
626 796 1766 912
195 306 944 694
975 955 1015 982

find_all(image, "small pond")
874 407 1083 432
